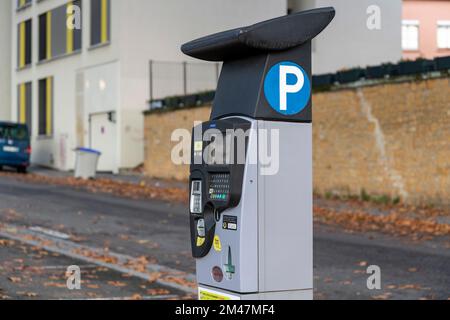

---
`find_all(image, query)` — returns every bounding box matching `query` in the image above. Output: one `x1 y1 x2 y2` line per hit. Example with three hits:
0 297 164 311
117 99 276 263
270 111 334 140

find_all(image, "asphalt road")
0 239 186 300
0 175 448 300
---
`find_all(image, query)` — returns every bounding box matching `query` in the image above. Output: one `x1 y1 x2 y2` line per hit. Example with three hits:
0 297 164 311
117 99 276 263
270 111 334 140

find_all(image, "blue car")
0 122 31 173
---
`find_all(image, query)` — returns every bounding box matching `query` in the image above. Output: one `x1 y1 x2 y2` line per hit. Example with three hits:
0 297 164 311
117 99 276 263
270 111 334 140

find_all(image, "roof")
181 7 336 62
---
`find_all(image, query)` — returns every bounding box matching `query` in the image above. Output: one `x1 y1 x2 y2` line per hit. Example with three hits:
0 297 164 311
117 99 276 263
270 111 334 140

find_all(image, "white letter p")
279 65 304 111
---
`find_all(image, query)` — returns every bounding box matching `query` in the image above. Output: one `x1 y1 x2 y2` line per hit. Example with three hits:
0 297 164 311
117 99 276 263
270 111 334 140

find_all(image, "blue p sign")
264 61 311 116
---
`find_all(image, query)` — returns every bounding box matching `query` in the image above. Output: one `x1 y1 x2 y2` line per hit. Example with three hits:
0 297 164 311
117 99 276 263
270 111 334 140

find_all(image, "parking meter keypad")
209 173 230 201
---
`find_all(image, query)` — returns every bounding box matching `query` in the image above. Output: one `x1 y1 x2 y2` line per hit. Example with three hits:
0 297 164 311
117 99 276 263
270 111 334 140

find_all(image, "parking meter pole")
182 8 335 300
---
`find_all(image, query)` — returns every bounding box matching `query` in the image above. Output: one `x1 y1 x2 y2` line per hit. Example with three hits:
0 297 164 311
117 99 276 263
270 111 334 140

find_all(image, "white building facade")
0 1 12 121
10 0 287 173
288 0 403 74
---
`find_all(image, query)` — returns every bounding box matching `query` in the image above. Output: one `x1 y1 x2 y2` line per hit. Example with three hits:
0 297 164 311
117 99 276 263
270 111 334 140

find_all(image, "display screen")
208 173 230 201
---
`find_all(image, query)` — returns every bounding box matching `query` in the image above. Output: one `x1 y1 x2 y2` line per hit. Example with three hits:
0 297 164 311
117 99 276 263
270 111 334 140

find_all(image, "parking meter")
182 7 335 300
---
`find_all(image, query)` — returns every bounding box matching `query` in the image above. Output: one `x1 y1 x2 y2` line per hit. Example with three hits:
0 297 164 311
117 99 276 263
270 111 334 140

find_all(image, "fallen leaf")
372 293 392 300
353 270 365 274
44 282 67 288
8 277 21 283
87 284 99 289
147 288 170 296
386 285 397 289
398 284 422 290
24 292 37 297
107 281 127 287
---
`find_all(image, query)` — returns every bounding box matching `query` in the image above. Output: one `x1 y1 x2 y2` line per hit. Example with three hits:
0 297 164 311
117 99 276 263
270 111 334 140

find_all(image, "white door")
90 113 117 172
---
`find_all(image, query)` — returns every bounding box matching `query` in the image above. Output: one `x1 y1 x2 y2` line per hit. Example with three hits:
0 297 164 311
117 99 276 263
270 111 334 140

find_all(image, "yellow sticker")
199 290 231 300
198 287 240 300
194 141 203 152
196 237 205 247
213 235 222 252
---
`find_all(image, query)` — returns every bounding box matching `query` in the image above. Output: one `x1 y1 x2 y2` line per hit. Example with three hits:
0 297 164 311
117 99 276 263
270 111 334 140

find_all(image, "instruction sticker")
222 215 238 231
213 235 222 252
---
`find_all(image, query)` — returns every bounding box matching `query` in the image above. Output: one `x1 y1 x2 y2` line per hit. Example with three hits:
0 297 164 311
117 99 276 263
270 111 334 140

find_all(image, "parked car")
0 122 31 173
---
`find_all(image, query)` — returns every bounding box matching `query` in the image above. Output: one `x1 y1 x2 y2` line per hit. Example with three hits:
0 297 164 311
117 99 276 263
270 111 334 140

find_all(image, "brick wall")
144 76 450 206
144 106 211 181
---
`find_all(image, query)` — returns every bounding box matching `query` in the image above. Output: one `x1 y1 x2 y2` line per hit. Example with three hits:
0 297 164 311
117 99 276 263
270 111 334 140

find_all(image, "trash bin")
74 148 101 179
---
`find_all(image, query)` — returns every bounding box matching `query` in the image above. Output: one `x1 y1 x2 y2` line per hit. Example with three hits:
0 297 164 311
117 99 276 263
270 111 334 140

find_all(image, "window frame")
17 82 33 135
16 0 32 12
90 0 111 48
38 0 83 63
437 20 450 50
38 77 54 138
17 19 33 69
402 20 420 52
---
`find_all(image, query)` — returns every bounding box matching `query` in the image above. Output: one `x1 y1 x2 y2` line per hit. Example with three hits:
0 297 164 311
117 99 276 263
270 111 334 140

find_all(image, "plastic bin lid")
75 147 101 155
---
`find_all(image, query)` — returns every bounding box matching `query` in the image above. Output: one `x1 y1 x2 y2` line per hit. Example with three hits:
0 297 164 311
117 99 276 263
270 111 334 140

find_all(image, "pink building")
402 0 450 60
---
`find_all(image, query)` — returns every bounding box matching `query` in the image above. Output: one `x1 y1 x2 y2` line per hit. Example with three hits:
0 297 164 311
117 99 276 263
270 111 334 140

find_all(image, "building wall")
144 106 211 181
117 0 287 169
0 1 12 121
289 0 403 74
10 0 287 172
403 0 450 60
143 76 450 206
11 0 122 171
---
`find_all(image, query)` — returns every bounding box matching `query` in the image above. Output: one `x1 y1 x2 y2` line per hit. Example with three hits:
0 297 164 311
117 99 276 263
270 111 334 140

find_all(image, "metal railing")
149 60 221 102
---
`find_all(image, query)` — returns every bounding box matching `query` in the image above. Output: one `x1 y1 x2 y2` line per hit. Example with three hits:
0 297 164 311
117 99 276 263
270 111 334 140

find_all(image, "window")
437 21 450 49
38 0 82 62
38 12 51 61
0 125 29 141
91 0 110 46
38 77 53 136
67 0 83 53
17 0 32 10
17 82 32 134
17 19 32 68
402 20 419 51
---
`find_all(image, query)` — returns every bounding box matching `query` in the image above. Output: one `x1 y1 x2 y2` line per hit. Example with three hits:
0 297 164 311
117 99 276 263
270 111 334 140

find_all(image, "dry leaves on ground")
0 172 188 203
314 206 450 239
2 171 448 240
72 248 119 265
0 240 15 247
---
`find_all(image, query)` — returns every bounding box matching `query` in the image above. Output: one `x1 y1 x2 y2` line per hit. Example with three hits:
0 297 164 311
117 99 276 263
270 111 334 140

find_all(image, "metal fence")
149 60 221 101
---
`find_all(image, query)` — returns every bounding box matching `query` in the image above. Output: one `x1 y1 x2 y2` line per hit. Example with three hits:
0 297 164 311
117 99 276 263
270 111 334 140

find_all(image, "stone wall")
144 76 450 206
